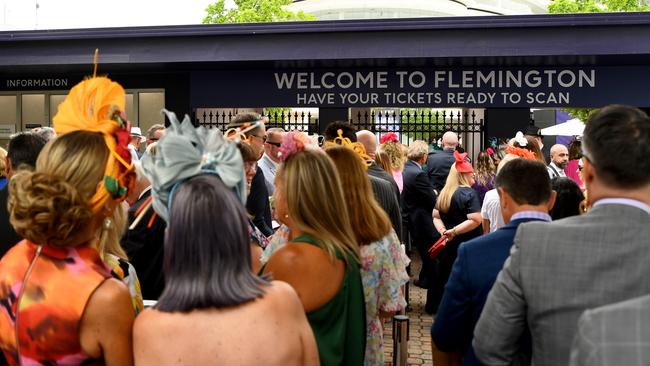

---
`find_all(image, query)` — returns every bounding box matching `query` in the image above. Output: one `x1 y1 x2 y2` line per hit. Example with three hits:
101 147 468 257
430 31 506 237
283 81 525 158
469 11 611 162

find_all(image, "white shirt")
547 162 567 179
128 144 140 162
481 188 505 233
258 153 279 194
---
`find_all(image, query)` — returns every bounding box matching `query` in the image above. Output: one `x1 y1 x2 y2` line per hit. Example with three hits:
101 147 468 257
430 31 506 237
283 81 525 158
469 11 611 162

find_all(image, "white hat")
131 127 146 142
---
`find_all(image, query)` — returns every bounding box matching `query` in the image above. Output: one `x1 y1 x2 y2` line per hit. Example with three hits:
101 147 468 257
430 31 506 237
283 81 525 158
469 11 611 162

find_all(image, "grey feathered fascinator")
137 109 246 223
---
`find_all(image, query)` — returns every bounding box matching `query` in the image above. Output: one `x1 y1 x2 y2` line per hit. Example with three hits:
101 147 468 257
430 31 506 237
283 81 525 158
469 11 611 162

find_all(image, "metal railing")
194 108 485 161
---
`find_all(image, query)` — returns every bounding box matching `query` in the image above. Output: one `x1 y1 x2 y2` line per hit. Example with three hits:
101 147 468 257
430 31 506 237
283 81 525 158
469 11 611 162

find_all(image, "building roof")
2 12 650 71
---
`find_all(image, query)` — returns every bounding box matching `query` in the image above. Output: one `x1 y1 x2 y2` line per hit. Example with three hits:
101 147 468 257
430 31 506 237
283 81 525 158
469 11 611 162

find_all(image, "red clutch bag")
428 236 447 259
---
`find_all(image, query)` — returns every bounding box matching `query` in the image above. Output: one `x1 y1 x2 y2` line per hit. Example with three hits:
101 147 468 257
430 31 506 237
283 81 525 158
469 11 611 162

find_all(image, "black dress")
121 190 166 300
429 187 482 313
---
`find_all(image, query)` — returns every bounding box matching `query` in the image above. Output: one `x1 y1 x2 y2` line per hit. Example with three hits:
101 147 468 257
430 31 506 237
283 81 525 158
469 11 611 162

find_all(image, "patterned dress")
0 241 112 366
105 254 144 316
360 230 410 366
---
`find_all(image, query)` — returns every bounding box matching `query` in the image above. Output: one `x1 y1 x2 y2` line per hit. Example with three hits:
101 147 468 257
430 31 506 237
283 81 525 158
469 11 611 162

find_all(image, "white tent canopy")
541 118 585 136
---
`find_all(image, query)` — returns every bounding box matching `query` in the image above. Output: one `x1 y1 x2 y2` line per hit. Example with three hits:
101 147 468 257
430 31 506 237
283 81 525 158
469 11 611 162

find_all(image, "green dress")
291 234 366 366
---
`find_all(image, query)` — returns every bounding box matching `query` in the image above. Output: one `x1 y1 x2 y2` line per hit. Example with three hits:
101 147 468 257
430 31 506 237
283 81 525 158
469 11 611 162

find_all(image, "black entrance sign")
191 66 650 108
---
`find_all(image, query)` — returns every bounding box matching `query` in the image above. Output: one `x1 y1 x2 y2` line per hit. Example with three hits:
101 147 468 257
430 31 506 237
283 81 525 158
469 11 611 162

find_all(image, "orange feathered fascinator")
322 129 372 169
454 150 473 173
52 76 135 214
505 145 537 160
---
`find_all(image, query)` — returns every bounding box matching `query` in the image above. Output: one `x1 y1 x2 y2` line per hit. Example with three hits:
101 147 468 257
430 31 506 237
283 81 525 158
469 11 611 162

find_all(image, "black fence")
194 109 484 161
194 110 316 133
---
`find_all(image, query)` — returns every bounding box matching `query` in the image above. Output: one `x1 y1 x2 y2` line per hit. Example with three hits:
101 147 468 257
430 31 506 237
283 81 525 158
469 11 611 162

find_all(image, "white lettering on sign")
275 69 596 106
275 71 390 90
6 78 68 88
432 70 595 88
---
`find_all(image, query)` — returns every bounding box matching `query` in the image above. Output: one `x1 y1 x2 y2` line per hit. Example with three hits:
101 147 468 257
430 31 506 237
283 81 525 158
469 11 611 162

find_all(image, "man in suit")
357 130 402 240
0 132 47 257
473 105 650 366
258 127 285 195
402 140 437 288
570 293 650 366
121 162 166 300
227 114 273 236
432 158 556 366
426 131 458 192
356 130 400 196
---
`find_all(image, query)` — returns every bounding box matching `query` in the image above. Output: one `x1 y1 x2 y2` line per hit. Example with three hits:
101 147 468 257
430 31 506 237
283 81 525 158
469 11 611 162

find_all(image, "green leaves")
203 0 316 24
548 0 649 14
548 0 647 121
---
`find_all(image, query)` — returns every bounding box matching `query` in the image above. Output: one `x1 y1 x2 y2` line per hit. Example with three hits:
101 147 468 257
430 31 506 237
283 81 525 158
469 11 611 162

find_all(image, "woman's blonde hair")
381 141 406 171
375 149 392 173
436 164 473 213
9 131 109 247
279 149 359 263
98 202 128 261
325 146 392 246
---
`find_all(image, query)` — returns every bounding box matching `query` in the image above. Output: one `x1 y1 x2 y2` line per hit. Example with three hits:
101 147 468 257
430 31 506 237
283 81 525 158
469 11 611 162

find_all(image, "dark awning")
2 12 650 71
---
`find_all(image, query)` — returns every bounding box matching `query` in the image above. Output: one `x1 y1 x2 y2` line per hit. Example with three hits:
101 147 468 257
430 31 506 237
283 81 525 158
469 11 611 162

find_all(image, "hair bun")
8 171 93 247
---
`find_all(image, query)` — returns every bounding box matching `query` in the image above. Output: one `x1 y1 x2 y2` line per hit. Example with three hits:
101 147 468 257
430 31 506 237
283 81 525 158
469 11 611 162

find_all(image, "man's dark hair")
7 132 47 171
550 177 584 220
495 158 552 205
583 105 650 188
323 121 357 142
156 174 268 312
227 113 264 137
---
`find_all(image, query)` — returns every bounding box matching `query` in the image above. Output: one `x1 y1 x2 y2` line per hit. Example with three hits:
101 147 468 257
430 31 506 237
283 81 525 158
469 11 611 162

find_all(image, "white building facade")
287 0 550 19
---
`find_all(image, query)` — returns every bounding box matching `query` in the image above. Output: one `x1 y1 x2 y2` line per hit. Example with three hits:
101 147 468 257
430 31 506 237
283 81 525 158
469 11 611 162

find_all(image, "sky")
0 0 226 30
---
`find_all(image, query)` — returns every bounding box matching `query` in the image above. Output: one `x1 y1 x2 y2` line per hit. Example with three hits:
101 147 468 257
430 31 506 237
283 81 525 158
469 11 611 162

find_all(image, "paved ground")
383 251 434 365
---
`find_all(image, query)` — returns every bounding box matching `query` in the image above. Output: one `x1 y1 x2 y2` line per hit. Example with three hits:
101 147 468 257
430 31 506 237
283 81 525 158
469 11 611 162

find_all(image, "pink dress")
392 170 404 193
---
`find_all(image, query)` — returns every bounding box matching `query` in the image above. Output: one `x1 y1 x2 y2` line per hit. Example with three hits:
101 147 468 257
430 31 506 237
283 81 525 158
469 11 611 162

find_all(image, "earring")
103 218 113 230
284 214 289 219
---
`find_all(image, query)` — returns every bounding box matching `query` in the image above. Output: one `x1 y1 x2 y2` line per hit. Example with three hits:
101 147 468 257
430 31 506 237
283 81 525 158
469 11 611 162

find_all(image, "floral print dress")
0 241 111 366
360 230 410 366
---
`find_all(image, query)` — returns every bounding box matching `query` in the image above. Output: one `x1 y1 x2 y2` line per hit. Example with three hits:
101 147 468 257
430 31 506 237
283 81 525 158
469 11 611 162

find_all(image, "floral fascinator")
52 76 135 214
140 109 246 223
277 130 319 162
380 132 399 144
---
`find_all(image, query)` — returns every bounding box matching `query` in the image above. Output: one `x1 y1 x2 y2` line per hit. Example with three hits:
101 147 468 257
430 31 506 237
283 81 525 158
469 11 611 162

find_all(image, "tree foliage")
203 0 316 24
548 0 649 13
549 0 648 119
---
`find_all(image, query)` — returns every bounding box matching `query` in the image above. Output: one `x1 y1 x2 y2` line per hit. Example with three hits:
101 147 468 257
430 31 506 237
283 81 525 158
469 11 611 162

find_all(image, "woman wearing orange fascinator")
0 75 137 366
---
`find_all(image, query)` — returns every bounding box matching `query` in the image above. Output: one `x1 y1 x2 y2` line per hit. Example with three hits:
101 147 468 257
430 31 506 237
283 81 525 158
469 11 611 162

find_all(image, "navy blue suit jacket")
401 160 437 243
426 149 455 192
431 218 542 366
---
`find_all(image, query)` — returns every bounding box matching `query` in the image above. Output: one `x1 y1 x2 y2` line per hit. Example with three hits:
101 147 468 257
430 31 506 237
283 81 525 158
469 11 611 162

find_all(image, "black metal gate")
194 109 317 134
350 110 484 161
194 108 484 161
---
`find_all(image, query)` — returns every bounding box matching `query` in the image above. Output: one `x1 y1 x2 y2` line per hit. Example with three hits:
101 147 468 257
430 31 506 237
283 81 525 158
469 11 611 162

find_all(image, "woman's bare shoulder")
266 242 332 272
258 281 307 320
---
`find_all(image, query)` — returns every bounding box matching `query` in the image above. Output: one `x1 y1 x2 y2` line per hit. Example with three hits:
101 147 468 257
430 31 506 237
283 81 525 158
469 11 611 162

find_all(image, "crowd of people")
0 72 648 366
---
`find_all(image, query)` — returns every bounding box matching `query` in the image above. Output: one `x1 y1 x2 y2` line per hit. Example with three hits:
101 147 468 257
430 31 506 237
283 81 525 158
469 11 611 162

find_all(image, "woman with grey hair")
133 110 318 366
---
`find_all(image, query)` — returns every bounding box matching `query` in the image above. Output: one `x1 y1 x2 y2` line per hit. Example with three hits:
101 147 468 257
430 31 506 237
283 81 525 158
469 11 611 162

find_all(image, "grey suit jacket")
570 294 650 366
473 203 650 366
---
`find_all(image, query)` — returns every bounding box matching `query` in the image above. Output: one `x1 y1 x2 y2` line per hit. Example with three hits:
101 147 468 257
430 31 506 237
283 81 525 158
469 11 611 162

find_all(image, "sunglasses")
264 137 282 147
